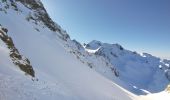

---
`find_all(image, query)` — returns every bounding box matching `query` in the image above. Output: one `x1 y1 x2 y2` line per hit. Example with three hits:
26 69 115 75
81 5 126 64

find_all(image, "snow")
85 48 100 53
0 29 134 99
165 64 169 67
85 40 102 50
84 41 170 95
0 0 170 100
138 92 170 100
0 1 135 100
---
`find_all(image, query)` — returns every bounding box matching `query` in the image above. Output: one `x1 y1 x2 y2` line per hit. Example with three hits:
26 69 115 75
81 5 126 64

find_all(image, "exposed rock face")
0 26 35 77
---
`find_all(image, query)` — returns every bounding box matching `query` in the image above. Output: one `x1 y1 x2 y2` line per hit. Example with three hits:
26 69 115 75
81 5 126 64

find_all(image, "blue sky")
41 0 170 59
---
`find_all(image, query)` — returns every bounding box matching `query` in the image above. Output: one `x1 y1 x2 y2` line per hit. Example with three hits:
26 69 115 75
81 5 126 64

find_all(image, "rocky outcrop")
0 25 35 77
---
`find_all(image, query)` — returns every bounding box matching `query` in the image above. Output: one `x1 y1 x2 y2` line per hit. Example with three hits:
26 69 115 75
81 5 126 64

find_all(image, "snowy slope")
138 92 170 100
1 0 170 100
82 40 170 95
0 0 136 100
63 38 170 95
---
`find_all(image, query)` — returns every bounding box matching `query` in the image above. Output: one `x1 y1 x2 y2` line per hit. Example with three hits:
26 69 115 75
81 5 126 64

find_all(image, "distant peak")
85 40 102 50
85 40 124 51
90 40 102 43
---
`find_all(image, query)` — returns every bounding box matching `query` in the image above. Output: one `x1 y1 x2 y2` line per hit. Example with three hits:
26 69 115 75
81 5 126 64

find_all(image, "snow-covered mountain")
0 0 170 100
84 40 170 94
66 38 170 95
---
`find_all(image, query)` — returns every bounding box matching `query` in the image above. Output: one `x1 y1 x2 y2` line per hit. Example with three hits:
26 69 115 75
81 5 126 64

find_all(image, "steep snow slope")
0 0 135 100
1 0 169 99
83 40 170 95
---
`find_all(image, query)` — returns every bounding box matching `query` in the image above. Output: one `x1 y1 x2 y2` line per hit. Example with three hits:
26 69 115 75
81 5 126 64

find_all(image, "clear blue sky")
41 0 170 59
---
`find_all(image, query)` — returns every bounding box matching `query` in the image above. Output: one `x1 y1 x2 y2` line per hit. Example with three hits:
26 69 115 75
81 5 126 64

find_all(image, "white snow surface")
0 1 136 100
0 1 170 100
84 40 170 95
138 92 170 100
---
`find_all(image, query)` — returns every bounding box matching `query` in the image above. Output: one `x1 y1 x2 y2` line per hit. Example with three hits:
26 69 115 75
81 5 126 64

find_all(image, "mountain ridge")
83 40 170 94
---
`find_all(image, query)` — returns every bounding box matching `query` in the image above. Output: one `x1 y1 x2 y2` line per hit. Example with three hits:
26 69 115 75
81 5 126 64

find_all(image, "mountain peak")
84 40 102 50
85 40 124 51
